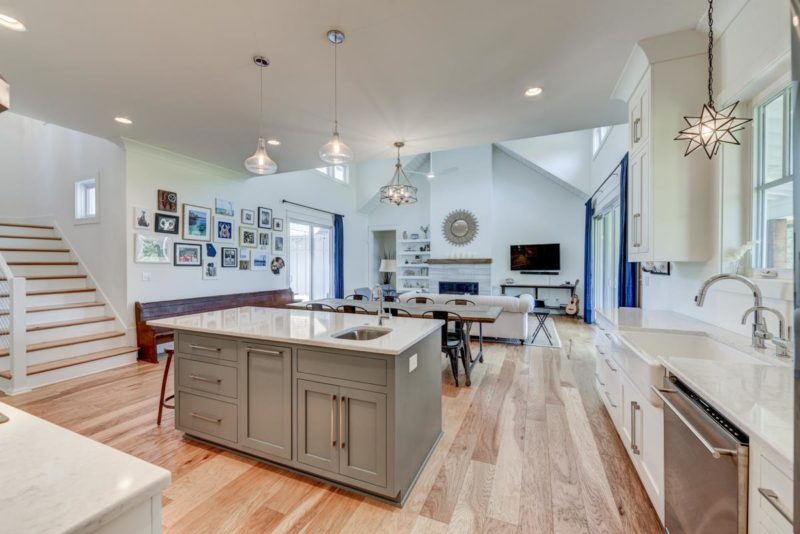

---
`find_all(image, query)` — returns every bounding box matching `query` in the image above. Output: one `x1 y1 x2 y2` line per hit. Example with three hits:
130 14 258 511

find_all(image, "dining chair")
337 304 371 314
406 296 434 304
422 310 470 387
156 349 175 425
446 298 476 306
306 303 337 312
383 295 397 302
345 294 368 301
389 307 412 317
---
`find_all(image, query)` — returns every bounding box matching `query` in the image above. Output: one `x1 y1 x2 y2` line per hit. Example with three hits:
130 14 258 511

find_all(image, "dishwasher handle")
651 386 737 460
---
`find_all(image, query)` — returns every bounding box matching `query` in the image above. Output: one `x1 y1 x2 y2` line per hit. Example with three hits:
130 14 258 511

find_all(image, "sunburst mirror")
442 209 479 246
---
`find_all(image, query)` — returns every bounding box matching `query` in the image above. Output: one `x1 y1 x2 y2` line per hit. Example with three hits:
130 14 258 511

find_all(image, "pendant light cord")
333 40 339 132
707 0 714 107
259 63 264 137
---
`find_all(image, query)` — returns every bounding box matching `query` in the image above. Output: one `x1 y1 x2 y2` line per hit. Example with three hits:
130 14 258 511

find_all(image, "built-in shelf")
398 252 430 256
427 258 491 264
397 275 429 280
398 239 430 244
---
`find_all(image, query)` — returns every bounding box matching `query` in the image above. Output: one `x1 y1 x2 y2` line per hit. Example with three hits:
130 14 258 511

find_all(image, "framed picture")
221 247 238 268
214 217 235 243
239 226 257 248
258 230 270 249
203 243 219 280
134 233 169 264
182 204 211 241
272 218 284 232
154 213 179 234
238 248 250 270
241 209 256 225
133 207 152 230
174 242 202 266
272 234 284 254
251 251 269 271
215 198 234 217
157 190 177 212
257 207 272 229
642 261 670 275
271 256 285 274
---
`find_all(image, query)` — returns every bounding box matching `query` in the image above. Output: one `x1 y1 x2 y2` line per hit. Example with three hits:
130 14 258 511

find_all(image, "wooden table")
288 299 503 385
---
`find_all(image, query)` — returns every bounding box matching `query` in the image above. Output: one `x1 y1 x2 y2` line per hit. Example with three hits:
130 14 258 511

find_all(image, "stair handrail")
0 251 28 394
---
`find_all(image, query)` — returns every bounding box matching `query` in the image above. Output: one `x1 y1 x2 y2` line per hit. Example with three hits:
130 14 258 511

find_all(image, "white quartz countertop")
598 307 793 463
0 402 170 534
148 306 444 356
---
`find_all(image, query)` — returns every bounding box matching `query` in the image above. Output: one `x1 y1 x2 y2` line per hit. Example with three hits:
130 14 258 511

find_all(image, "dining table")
286 298 503 385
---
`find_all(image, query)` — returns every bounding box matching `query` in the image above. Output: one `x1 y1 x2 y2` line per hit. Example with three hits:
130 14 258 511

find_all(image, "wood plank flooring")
1 318 661 533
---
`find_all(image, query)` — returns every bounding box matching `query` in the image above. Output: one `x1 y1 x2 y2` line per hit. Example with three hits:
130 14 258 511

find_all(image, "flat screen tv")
510 243 560 272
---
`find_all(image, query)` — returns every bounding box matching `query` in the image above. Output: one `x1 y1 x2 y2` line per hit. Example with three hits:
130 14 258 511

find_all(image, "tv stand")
520 271 559 276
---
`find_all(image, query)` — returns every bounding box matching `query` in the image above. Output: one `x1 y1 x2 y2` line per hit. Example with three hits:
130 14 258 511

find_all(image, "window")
74 177 98 223
289 220 333 301
754 85 793 272
316 165 349 184
592 126 611 158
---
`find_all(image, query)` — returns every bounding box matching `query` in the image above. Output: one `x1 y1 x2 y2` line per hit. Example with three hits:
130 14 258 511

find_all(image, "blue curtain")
333 214 344 299
584 198 594 324
617 154 637 308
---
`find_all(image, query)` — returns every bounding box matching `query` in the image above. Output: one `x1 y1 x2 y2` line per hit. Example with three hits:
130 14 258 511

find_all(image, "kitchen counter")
148 306 443 356
597 307 793 463
0 402 170 534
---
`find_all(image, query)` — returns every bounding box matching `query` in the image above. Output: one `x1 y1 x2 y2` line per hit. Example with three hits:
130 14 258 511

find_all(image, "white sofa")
401 292 534 343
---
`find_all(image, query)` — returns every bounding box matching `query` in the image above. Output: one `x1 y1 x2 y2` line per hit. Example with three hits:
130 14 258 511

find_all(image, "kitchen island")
148 306 444 505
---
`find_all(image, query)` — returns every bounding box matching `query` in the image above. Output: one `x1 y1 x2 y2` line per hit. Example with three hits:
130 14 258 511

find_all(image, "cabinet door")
639 398 664 520
339 386 387 487
297 380 340 473
628 149 650 259
630 77 650 153
239 344 292 459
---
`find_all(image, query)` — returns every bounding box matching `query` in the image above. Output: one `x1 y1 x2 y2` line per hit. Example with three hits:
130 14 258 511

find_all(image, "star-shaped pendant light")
675 0 751 159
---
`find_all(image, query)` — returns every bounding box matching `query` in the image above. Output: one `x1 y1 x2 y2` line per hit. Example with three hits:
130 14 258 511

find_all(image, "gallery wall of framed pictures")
132 191 286 281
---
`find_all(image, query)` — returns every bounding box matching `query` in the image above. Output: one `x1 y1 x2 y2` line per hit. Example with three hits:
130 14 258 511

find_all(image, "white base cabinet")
749 438 794 533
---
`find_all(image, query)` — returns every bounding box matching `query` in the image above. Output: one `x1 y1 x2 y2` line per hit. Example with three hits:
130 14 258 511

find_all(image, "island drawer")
178 391 237 443
178 357 238 399
177 333 238 362
297 349 387 386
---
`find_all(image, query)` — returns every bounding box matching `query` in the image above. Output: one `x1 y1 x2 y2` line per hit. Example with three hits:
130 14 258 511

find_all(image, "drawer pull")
630 401 640 455
331 394 337 447
604 358 618 372
189 344 222 353
190 412 222 424
340 396 347 449
247 347 282 356
604 391 618 409
595 373 606 386
189 374 222 384
758 488 793 525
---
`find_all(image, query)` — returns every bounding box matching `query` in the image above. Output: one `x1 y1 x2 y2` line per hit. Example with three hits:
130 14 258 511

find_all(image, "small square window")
315 165 349 184
74 177 98 223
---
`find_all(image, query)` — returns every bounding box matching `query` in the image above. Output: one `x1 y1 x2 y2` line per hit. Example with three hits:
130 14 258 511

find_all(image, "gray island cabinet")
152 307 444 504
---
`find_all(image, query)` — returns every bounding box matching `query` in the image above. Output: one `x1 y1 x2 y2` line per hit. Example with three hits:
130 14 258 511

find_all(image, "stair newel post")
9 276 28 393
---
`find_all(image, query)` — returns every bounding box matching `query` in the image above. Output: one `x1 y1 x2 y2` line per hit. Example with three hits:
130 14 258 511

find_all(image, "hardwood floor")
1 318 661 533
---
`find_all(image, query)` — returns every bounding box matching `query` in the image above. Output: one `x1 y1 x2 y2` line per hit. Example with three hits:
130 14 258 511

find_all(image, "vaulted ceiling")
0 0 707 173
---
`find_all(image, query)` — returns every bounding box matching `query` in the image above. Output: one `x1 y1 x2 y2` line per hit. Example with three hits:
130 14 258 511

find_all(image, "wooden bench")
134 289 294 363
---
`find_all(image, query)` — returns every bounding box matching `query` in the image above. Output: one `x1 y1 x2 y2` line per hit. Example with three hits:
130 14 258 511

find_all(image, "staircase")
0 221 138 393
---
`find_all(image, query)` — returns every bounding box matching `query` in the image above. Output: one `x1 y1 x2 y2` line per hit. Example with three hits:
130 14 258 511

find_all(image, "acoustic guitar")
565 279 580 317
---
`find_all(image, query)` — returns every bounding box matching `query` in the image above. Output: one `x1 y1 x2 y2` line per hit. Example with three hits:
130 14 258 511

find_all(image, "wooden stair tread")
8 275 86 281
24 331 125 353
0 222 54 230
0 248 70 253
0 346 139 379
26 301 106 313
6 261 78 266
0 315 115 336
0 288 95 298
0 234 61 241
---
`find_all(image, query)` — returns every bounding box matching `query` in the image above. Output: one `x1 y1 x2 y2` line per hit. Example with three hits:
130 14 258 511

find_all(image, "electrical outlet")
142 272 151 282
409 354 418 373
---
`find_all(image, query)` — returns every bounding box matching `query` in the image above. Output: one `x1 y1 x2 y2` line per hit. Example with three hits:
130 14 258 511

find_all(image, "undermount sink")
332 326 392 341
620 330 766 366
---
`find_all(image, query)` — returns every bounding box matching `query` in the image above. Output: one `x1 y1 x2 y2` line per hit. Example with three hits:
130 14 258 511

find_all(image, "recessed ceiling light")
267 139 281 146
524 87 543 97
0 13 26 32
114 116 133 125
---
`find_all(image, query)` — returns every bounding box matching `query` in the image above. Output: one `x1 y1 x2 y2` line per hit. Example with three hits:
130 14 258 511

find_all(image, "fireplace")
439 281 479 295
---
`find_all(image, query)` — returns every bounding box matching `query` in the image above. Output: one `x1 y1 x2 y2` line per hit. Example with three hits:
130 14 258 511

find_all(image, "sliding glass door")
289 220 333 301
592 204 620 311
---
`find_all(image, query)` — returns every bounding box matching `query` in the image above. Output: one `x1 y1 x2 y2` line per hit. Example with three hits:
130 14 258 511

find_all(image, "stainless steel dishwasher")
652 375 749 534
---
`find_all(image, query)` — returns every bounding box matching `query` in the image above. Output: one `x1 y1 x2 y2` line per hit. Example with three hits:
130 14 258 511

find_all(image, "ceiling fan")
406 152 458 180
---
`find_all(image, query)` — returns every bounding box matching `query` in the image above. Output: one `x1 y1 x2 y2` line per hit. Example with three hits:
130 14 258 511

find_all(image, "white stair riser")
0 237 64 249
26 351 138 389
26 291 97 307
1 250 72 262
0 225 55 238
26 278 89 292
27 320 117 344
10 265 81 277
28 336 128 366
26 305 107 325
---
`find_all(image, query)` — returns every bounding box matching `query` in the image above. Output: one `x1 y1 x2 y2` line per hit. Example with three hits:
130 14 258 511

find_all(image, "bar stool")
157 348 175 425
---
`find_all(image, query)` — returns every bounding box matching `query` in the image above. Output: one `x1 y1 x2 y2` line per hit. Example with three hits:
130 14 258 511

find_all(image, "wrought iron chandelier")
675 0 751 159
380 142 418 206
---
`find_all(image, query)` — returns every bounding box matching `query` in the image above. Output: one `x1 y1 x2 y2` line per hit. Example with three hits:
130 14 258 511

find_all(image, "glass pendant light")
244 56 278 175
319 30 353 165
380 142 418 206
674 0 751 159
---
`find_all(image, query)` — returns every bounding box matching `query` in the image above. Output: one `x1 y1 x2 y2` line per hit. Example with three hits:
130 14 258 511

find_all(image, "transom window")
74 177 98 222
592 126 611 158
753 85 793 272
316 165 349 184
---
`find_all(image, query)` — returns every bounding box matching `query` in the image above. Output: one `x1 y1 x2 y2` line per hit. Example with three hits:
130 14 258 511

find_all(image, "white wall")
590 125 629 192
125 141 369 323
0 112 128 320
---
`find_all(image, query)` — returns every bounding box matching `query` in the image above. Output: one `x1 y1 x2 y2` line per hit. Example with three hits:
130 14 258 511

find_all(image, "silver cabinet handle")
630 401 640 455
331 394 337 447
634 117 642 143
595 372 606 386
247 347 282 356
632 213 641 247
340 396 347 449
190 412 222 424
189 344 221 352
604 391 618 408
189 374 221 384
651 386 736 459
594 344 605 355
604 358 617 372
758 488 793 525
